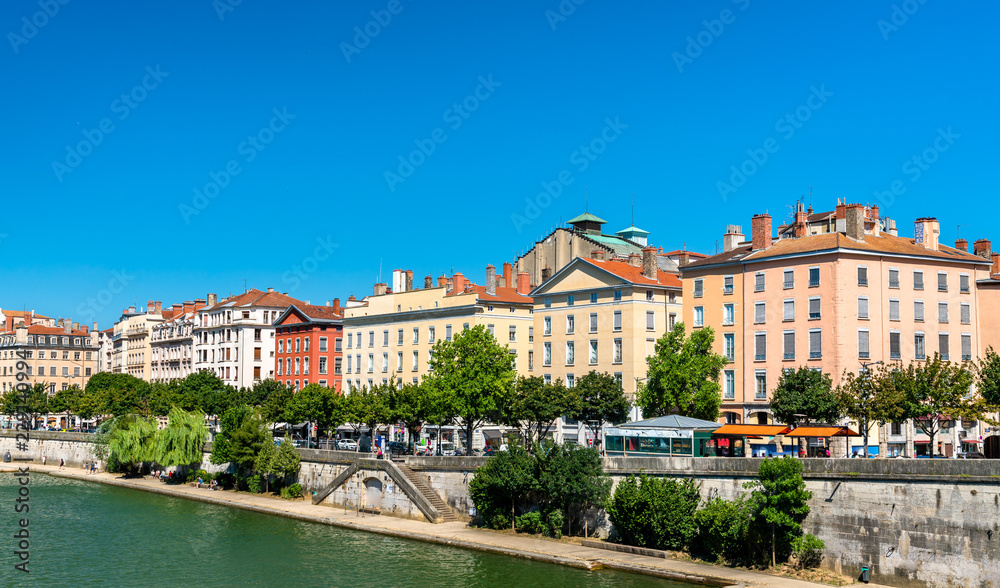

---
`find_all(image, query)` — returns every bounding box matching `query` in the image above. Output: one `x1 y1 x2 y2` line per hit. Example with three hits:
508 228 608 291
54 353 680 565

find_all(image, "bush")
694 496 751 564
469 445 536 530
515 511 545 534
606 475 700 551
746 457 812 567
247 474 264 494
285 483 303 499
546 510 564 539
791 533 825 569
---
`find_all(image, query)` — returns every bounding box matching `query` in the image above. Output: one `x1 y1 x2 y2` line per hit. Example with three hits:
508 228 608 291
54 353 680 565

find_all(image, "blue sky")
2 0 997 329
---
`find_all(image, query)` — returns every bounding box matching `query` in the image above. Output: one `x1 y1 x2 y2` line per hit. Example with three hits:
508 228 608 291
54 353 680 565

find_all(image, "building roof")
683 232 991 271
471 286 534 305
211 289 306 310
581 257 683 288
660 249 709 259
617 415 722 430
21 325 92 337
567 212 608 224
783 426 860 437
615 225 650 236
275 304 344 326
0 309 52 320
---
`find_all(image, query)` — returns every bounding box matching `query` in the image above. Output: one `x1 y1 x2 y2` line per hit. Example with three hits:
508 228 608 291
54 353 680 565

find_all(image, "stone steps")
395 463 458 522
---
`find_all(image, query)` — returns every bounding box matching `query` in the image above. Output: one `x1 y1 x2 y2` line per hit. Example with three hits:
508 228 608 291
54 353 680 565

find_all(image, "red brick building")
273 301 344 392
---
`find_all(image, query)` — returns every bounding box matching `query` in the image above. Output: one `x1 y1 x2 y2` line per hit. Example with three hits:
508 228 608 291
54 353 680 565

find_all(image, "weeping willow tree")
108 415 158 473
154 407 209 467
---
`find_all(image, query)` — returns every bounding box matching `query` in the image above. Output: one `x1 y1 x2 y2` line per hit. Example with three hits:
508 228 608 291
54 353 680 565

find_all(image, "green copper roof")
616 225 650 236
567 212 608 225
583 234 644 256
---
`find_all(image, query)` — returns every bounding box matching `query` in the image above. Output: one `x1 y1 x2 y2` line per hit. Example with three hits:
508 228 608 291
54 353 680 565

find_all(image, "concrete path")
4 464 876 588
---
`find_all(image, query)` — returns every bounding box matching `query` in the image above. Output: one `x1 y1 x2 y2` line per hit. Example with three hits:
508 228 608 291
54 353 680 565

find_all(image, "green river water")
0 473 691 587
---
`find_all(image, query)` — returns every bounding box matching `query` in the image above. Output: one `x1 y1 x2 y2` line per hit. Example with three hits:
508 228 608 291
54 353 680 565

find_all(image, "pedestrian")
41 455 46 466
91 462 97 474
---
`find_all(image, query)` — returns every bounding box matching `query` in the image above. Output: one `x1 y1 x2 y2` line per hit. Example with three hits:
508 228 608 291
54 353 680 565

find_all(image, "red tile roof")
24 325 92 337
472 286 533 305
211 289 306 310
582 258 682 288
1 309 52 319
659 250 708 259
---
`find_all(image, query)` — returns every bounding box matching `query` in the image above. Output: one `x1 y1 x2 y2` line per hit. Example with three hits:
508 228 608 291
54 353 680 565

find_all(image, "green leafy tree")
508 376 579 451
890 355 978 456
426 325 517 454
976 347 1000 409
836 364 907 457
606 474 701 551
48 385 83 429
246 379 290 409
254 438 279 492
468 444 536 530
209 404 267 485
153 407 209 467
284 383 343 443
640 323 726 421
1 383 50 428
389 382 436 452
770 367 840 456
745 457 811 567
343 382 393 451
86 373 152 417
694 495 753 565
535 443 610 535
576 371 630 450
260 382 294 424
274 437 301 483
108 414 158 473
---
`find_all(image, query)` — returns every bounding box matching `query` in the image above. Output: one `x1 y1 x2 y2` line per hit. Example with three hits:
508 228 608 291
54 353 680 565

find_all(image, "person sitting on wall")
209 479 218 490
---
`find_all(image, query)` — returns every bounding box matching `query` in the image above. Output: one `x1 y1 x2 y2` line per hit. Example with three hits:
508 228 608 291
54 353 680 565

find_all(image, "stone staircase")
393 463 458 522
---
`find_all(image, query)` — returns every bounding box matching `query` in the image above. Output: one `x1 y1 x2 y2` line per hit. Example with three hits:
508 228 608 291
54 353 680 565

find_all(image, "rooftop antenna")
244 279 247 293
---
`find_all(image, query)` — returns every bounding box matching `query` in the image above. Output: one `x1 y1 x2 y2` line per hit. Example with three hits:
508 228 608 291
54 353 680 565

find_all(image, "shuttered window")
754 333 766 361
808 297 821 319
938 272 948 292
755 272 765 292
939 333 950 360
889 332 901 359
858 296 869 319
962 334 972 361
809 329 822 359
938 302 948 323
914 333 926 360
913 270 924 290
888 268 900 288
755 302 766 324
858 330 870 359
914 301 924 322
783 299 794 321
889 299 900 321
961 303 971 325
783 331 795 360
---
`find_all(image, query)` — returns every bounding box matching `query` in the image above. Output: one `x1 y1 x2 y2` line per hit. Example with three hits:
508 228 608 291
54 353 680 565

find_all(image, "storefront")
782 425 860 457
604 415 720 457
710 424 792 457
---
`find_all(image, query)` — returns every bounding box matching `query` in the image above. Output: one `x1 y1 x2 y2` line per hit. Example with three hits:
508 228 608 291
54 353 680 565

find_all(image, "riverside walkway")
5 464 870 588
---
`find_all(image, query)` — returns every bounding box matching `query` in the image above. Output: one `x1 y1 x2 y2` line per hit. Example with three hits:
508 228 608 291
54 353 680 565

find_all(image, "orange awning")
783 426 860 437
712 424 791 436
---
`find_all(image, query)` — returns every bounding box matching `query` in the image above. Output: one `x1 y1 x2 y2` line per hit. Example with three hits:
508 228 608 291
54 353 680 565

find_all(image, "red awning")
783 426 860 438
713 424 791 436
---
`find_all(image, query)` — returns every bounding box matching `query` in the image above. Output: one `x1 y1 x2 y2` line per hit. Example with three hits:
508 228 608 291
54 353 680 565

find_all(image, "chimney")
679 251 690 267
207 293 217 306
332 298 342 314
870 205 881 236
405 270 413 292
154 301 162 314
723 225 744 252
992 252 1000 277
81 324 89 334
147 300 155 314
348 295 356 302
516 272 531 295
486 265 496 296
835 201 847 233
751 214 773 250
627 253 642 267
914 218 940 251
973 239 992 260
541 266 553 282
641 247 657 280
452 273 465 294
424 275 433 289
592 249 606 261
373 283 388 296
71 322 79 332
437 275 447 288
194 299 207 311
501 263 513 289
92 321 98 332
846 205 865 241
955 238 969 252
63 320 72 334
793 201 807 238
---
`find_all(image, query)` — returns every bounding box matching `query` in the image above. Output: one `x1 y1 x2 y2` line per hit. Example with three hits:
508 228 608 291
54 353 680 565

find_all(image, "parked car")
387 441 411 456
957 451 986 459
337 439 358 451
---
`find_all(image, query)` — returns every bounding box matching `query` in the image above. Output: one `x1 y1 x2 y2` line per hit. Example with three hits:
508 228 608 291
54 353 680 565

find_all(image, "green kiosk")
604 415 721 457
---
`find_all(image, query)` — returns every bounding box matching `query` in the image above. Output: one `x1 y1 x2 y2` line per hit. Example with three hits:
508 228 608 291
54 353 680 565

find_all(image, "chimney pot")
517 272 531 295
992 252 1000 277
332 298 341 314
437 275 447 288
974 239 992 260
486 265 497 296
591 249 605 261
424 275 433 289
627 253 642 268
502 262 513 289
452 273 465 294
751 214 773 250
405 270 413 292
541 266 553 282
207 293 217 306
955 238 969 252
641 247 658 280
373 283 388 296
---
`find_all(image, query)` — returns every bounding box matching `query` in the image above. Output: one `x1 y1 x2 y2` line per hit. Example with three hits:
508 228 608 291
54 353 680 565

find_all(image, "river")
1 474 690 587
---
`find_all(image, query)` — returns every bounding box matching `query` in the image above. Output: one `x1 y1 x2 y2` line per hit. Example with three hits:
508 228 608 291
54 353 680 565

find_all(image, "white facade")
150 306 199 382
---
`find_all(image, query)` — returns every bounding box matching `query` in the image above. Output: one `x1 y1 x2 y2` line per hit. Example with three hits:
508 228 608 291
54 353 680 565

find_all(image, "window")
544 297 552 308
346 356 352 373
277 359 284 375
891 422 902 435
809 329 822 359
755 371 767 400
962 334 972 361
723 275 734 295
646 311 655 331
613 310 622 331
254 328 262 342
429 327 435 343
367 354 374 373
412 328 419 344
914 300 924 322
278 340 283 354
295 338 301 352
487 324 495 337
693 279 704 298
669 312 677 329
723 304 735 325
783 299 794 321
889 331 901 360
960 274 970 293
938 272 948 292
254 347 262 360
397 329 404 345
808 266 820 287
334 338 342 352
412 350 419 371
858 296 869 319
889 299 900 321
808 297 821 320
857 266 868 286
613 338 623 363
938 302 949 323
724 370 735 399
754 272 765 292
590 292 598 303
724 333 735 362
694 307 704 327
961 303 971 325
938 333 950 360
646 290 654 301
381 353 387 373
566 342 575 365
614 289 622 301
294 358 300 375
754 301 766 324
589 340 598 364
543 342 552 366
319 337 328 352
889 268 900 289
528 350 534 370
566 373 575 388
347 333 353 349
754 332 766 361
544 316 552 335
783 330 795 360
446 325 452 341
913 270 924 290
858 329 870 359
783 269 794 289
319 357 328 374
508 326 516 342
543 374 552 384
396 351 403 371
589 313 598 333
914 333 926 360
368 331 374 347
566 315 575 334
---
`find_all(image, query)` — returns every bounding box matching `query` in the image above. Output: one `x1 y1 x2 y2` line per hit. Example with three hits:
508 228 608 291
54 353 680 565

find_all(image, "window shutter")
809 330 821 358
783 300 794 321
961 304 971 324
889 300 900 321
783 331 795 359
938 302 948 323
755 333 766 360
809 298 820 319
858 331 870 358
755 302 766 323
915 301 924 321
858 297 869 319
962 334 972 360
890 332 901 359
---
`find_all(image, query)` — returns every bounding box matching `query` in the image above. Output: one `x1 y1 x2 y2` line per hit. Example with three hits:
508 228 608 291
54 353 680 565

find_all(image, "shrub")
607 475 700 551
694 495 751 564
745 457 812 567
247 474 264 494
468 445 536 530
516 512 545 534
286 483 303 499
791 533 825 569
546 510 564 539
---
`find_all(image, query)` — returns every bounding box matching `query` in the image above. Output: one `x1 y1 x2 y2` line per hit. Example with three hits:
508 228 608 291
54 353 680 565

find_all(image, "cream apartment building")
342 267 534 392
530 248 683 433
112 302 169 380
682 201 994 457
0 314 99 396
150 299 207 382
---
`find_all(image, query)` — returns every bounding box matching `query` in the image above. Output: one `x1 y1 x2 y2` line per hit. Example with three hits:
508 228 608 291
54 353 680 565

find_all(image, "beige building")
529 248 683 431
342 266 534 392
0 312 99 396
682 201 994 457
112 301 169 380
150 299 207 382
